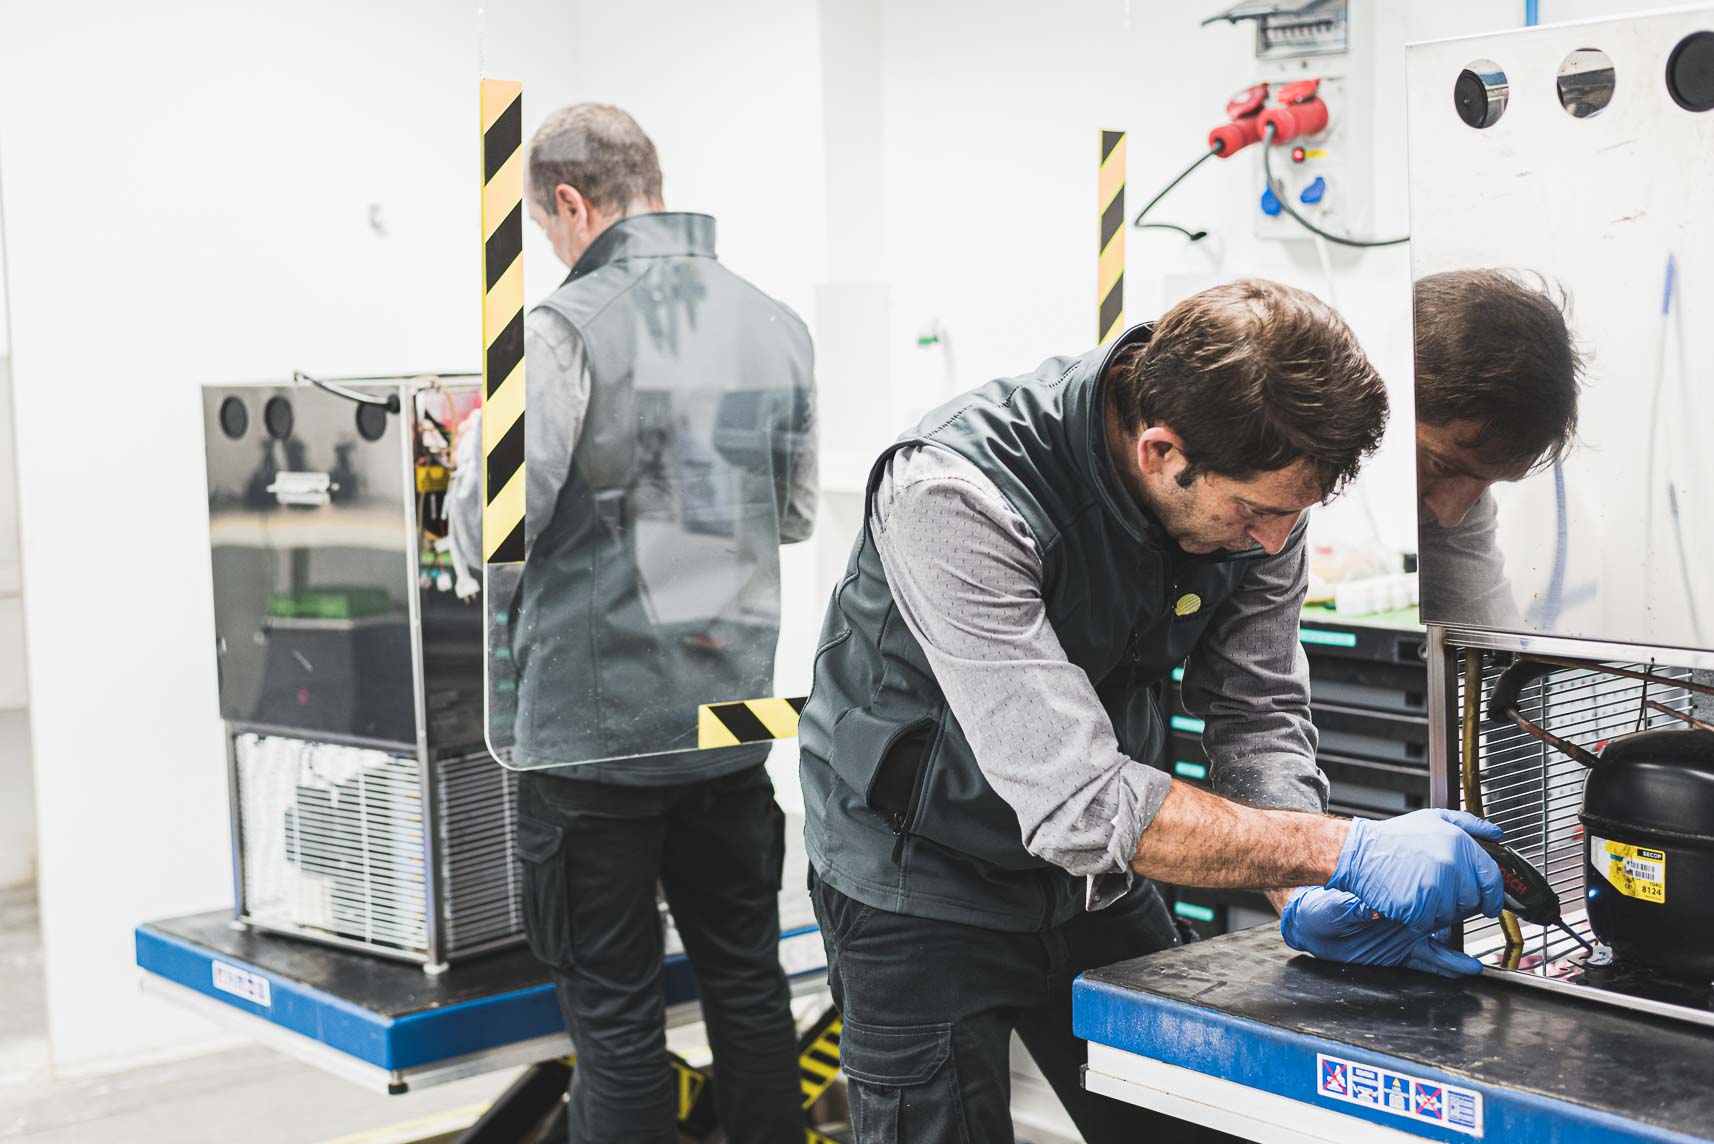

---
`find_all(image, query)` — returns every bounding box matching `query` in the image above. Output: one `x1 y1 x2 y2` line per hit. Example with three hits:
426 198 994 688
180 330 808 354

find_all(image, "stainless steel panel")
204 383 417 745
1406 11 1714 652
203 379 487 751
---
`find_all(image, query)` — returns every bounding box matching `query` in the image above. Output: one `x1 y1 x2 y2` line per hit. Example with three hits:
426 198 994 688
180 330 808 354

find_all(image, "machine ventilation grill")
435 750 525 954
237 735 428 953
234 734 525 961
1455 655 1701 973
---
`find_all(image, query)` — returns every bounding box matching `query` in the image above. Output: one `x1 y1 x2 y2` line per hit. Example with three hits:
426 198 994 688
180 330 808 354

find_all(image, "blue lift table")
135 910 828 1096
1074 925 1714 1144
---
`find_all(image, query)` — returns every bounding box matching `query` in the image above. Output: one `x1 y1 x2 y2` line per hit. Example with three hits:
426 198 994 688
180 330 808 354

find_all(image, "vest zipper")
889 720 941 865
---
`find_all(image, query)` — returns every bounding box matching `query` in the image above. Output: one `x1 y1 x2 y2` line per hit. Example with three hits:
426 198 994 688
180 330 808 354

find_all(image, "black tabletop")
1083 926 1714 1137
145 911 549 1020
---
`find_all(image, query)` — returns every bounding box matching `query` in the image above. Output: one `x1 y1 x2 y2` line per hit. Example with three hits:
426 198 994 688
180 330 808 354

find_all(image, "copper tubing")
1504 709 1603 768
1463 650 1523 968
1644 700 1714 734
1518 655 1714 699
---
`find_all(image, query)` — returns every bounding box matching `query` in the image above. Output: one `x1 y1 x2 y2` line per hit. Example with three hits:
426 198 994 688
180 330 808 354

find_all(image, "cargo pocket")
514 814 573 970
839 1017 966 1144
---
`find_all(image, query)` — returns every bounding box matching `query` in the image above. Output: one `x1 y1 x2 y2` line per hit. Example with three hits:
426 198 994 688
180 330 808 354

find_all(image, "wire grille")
1454 654 1700 974
435 750 525 953
237 735 429 953
236 735 527 959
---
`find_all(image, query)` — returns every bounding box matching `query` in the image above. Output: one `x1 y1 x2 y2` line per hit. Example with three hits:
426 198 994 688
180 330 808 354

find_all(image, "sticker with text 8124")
1591 834 1666 904
212 960 272 1007
1317 1053 1482 1137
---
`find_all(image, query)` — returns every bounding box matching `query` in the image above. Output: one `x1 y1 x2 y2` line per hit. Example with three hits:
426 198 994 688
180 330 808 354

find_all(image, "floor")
0 885 516 1144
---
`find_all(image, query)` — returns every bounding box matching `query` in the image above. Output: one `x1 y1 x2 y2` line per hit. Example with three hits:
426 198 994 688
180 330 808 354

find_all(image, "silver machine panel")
203 380 484 751
203 378 522 967
1411 10 1714 1025
1407 8 1714 655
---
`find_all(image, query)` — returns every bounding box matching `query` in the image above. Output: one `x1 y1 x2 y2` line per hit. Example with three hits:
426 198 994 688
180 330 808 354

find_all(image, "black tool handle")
1475 838 1562 926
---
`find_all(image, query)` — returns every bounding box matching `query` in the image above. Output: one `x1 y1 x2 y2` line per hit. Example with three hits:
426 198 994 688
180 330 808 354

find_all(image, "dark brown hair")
528 104 663 215
1413 269 1581 471
1108 279 1388 496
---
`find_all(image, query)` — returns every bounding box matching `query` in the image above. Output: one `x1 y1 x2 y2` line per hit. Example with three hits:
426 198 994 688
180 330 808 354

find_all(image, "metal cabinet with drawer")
1156 611 1428 937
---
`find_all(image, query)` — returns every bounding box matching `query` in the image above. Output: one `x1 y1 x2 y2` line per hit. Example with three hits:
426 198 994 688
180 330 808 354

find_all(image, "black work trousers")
810 871 1238 1144
516 765 803 1144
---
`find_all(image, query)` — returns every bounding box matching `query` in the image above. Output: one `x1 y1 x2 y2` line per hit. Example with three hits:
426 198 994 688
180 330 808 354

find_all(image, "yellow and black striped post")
697 696 808 749
1098 129 1126 345
482 79 526 564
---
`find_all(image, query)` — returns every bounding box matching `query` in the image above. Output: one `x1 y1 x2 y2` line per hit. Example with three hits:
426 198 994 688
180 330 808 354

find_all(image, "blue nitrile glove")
1280 887 1483 977
1327 808 1505 932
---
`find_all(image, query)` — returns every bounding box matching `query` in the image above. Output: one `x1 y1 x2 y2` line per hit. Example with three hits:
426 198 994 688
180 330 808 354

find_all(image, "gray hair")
527 103 662 216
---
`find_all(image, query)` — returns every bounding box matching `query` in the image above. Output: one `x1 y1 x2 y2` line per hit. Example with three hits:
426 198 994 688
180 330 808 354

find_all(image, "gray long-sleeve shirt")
1419 489 1522 629
870 444 1325 909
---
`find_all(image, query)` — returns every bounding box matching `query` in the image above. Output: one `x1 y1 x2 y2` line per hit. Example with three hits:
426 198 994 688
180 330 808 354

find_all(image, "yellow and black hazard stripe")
481 79 526 564
698 695 808 749
1098 129 1126 345
668 1053 716 1132
797 1006 843 1111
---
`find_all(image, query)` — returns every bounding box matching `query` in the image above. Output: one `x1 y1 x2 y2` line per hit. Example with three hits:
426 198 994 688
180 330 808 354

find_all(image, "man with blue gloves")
1280 812 1504 977
798 281 1504 1143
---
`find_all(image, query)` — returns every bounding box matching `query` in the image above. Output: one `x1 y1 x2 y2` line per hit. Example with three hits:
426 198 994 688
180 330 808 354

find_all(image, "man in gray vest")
800 280 1506 1142
508 105 814 1144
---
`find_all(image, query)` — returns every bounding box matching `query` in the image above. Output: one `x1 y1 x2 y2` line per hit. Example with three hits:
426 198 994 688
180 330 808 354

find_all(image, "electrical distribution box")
1249 1 1374 242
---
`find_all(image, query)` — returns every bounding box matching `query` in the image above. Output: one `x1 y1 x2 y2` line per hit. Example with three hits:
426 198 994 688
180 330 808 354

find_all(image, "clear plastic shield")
473 9 832 772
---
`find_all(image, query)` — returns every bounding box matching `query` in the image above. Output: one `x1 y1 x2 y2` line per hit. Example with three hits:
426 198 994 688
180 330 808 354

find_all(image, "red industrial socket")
1258 77 1328 144
1208 82 1269 158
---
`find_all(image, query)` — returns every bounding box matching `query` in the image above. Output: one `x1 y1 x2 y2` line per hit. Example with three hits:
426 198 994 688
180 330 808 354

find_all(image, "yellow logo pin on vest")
1175 593 1202 617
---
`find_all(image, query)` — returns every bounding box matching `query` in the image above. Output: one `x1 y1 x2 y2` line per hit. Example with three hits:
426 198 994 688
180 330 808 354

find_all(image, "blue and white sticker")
211 960 272 1008
1317 1053 1482 1137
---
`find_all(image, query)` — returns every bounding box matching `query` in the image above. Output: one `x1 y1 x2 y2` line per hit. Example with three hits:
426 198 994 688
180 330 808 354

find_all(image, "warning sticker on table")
1317 1053 1483 1137
1591 834 1666 904
211 960 271 1008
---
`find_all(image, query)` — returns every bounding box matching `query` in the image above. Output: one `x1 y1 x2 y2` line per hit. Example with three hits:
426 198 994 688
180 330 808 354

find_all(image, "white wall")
865 0 1557 559
0 0 830 1072
0 159 35 891
0 0 506 1071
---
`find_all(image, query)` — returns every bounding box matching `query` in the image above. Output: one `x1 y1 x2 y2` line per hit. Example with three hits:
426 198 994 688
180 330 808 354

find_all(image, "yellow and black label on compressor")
1592 834 1666 904
481 78 526 564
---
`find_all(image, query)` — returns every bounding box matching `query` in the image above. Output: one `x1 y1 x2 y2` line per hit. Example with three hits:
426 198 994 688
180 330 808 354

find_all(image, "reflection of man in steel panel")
505 104 813 1144
1414 270 1583 629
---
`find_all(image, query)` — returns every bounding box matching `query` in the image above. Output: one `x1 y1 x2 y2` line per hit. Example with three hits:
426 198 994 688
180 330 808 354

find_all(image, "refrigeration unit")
202 374 521 970
1409 11 1714 1025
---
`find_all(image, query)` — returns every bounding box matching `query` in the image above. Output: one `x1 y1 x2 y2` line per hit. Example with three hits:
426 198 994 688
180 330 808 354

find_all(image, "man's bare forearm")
1131 781 1350 889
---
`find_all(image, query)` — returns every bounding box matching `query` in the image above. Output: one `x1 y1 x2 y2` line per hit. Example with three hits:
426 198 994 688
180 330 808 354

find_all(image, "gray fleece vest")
512 213 813 783
800 326 1263 930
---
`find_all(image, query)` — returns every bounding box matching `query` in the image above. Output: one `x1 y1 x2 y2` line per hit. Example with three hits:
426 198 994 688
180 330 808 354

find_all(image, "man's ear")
1136 424 1188 477
554 183 589 225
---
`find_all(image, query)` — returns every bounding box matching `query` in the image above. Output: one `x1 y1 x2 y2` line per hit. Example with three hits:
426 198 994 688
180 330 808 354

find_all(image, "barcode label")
1592 835 1666 904
1621 859 1661 882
